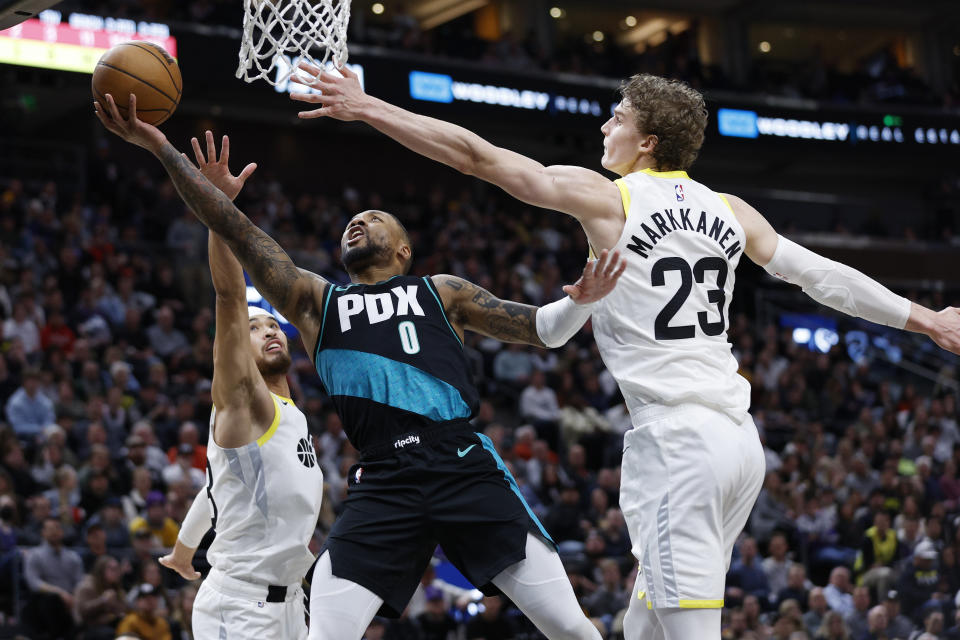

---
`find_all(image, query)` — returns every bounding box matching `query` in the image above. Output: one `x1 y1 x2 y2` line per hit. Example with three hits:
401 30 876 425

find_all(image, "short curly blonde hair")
619 74 708 171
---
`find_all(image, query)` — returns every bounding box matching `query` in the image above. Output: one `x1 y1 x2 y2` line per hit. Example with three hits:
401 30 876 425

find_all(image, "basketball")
92 41 182 126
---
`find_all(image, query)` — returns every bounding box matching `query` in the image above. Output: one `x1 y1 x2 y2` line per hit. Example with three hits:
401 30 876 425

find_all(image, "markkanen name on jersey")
626 208 742 260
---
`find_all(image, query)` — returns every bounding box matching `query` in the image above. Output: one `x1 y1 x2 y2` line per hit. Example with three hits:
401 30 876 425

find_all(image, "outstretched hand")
187 131 257 201
159 544 201 581
563 249 627 304
926 306 960 355
289 62 368 121
93 93 167 153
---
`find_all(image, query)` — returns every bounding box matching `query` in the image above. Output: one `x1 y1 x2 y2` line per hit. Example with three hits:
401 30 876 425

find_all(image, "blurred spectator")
5 368 55 439
843 586 871 639
22 517 82 637
146 306 188 359
882 591 915 639
417 586 457 640
520 370 560 426
825 567 855 616
583 558 627 619
857 511 900 601
161 443 205 492
4 301 40 355
814 610 851 639
765 532 796 600
728 537 771 605
466 594 515 639
804 587 830 635
778 564 810 610
75 555 127 637
116 582 171 640
165 420 206 470
129 491 178 550
860 604 888 640
897 539 941 623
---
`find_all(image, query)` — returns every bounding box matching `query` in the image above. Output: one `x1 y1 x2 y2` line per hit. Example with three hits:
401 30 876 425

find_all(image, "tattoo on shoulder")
438 276 464 291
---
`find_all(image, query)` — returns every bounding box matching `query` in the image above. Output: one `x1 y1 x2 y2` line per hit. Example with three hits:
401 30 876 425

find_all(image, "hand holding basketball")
290 62 367 121
94 93 168 153
563 249 627 305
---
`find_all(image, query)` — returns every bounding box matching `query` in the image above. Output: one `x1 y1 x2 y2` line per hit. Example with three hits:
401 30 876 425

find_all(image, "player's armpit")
720 193 779 266
432 275 544 347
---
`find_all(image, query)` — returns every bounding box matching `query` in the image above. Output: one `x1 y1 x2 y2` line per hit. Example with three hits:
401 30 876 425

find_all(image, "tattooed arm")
434 275 544 346
94 93 327 356
433 250 626 348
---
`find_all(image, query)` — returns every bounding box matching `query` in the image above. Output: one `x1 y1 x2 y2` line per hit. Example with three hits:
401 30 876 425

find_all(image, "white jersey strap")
763 234 911 329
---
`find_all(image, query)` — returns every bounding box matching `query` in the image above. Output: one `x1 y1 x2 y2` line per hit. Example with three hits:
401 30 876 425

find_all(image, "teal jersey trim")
315 284 335 363
477 433 554 545
316 348 472 422
422 276 463 346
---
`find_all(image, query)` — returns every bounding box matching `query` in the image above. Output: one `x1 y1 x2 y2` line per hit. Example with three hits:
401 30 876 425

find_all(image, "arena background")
0 0 959 638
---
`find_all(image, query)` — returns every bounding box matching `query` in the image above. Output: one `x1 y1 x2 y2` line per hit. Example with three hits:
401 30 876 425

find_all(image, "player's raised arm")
727 193 960 354
185 131 280 448
94 95 328 354
433 249 625 347
290 64 623 229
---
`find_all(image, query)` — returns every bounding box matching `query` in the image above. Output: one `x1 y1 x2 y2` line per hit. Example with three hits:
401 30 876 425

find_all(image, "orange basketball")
92 41 182 126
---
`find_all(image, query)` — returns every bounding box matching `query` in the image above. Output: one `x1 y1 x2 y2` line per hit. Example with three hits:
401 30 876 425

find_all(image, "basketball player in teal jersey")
95 93 625 639
290 65 960 639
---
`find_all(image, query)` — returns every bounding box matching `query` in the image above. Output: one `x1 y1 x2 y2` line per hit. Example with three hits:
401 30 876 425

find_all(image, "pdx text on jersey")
626 207 743 260
338 285 425 331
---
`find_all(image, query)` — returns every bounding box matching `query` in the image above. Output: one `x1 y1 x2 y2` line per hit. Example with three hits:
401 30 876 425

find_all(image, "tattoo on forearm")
439 276 543 346
155 143 304 315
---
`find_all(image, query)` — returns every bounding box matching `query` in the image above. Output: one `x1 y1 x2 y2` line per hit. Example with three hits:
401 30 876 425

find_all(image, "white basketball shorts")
193 567 308 640
619 403 765 609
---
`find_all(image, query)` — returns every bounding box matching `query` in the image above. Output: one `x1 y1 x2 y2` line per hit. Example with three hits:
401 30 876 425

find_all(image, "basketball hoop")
236 0 350 86
0 0 63 30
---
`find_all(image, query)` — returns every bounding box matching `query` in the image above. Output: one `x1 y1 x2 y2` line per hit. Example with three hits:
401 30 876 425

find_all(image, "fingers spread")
289 92 330 104
239 162 258 182
296 60 322 76
297 108 328 119
204 130 216 164
190 137 204 167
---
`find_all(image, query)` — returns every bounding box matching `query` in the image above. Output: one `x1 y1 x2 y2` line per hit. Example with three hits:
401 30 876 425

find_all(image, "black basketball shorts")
315 425 554 617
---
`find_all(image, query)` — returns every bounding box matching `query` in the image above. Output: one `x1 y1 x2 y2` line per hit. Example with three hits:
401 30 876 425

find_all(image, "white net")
236 0 350 86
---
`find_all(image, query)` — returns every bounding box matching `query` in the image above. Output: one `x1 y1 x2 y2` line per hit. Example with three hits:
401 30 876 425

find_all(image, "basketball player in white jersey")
290 67 960 639
157 132 323 639
96 98 627 639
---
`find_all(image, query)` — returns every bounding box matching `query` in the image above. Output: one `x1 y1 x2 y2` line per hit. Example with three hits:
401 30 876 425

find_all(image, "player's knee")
546 612 602 640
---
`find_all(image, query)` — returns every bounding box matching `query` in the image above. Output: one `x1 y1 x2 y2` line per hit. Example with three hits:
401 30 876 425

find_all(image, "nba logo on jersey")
355 467 363 483
675 184 685 201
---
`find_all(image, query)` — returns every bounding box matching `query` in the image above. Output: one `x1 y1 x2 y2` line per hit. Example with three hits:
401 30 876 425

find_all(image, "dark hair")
618 74 708 171
385 212 414 274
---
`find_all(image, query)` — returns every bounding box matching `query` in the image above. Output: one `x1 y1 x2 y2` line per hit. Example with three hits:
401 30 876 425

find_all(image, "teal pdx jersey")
314 275 479 452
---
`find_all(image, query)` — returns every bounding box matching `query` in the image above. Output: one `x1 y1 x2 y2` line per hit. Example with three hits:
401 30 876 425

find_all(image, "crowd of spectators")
51 0 960 108
0 128 959 640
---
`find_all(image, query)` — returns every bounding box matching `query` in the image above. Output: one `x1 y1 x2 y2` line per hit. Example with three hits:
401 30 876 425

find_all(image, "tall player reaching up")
290 66 960 640
95 93 625 640
156 132 323 639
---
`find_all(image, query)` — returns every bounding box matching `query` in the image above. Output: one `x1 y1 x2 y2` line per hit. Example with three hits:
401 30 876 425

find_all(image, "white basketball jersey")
591 168 751 422
205 393 323 586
